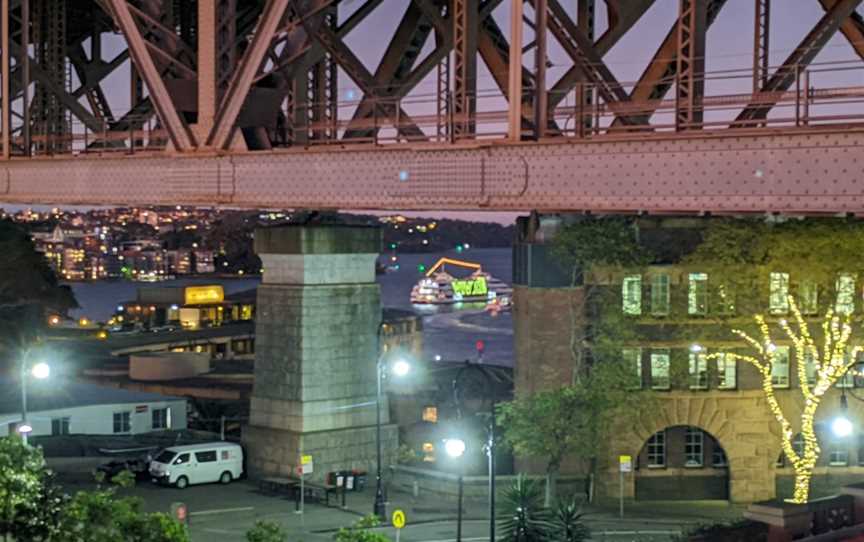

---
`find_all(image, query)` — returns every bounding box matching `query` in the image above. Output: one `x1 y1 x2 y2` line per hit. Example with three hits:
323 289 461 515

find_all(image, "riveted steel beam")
3 128 864 216
675 0 707 130
818 0 864 60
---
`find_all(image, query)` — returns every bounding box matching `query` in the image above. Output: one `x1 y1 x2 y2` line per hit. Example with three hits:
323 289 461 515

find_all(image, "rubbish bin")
353 470 367 491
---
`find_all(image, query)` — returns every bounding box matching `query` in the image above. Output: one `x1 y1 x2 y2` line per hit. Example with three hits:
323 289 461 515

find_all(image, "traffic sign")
619 455 632 473
392 509 406 529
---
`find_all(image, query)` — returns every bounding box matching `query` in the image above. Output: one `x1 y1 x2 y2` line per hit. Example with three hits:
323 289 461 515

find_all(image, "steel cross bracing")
0 1 862 213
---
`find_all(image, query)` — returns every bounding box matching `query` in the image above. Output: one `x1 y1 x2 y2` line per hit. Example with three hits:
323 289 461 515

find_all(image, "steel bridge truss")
0 1 864 213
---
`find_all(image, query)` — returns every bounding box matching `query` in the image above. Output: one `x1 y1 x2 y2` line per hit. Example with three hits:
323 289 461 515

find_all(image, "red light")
475 339 485 353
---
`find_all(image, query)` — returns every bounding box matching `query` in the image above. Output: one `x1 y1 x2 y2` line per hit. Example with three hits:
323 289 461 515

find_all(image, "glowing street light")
373 335 414 521
392 359 411 378
31 362 50 380
444 438 466 458
445 437 467 542
832 416 853 438
20 357 50 446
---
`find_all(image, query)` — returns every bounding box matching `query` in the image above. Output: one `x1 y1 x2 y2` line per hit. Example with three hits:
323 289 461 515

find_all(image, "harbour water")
67 247 514 367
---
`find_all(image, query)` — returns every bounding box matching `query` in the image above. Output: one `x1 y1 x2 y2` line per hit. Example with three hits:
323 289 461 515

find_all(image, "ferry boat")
410 257 512 305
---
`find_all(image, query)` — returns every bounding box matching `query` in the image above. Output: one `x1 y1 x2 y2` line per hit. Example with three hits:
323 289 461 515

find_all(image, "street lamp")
374 324 412 521
20 358 50 446
444 437 466 542
452 361 498 542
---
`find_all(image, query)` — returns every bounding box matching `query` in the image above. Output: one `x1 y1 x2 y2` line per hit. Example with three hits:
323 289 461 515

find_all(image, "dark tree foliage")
0 220 77 373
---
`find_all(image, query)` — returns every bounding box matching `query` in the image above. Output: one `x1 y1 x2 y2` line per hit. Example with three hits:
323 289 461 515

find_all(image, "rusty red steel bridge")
0 0 863 214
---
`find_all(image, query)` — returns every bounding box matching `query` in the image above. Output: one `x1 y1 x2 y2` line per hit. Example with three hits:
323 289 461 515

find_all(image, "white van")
149 442 243 489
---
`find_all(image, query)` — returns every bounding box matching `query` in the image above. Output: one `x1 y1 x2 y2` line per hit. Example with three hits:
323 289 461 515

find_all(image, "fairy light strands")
708 295 861 504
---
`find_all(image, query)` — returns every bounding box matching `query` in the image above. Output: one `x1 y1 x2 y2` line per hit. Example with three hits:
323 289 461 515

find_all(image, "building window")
716 353 737 390
152 408 169 430
771 346 790 388
829 446 849 466
689 351 708 389
650 274 670 316
422 406 438 423
623 348 643 389
804 350 817 386
113 412 131 434
688 273 708 315
684 428 704 467
646 431 665 468
769 272 790 314
650 349 670 390
51 417 70 436
836 274 856 315
712 446 728 468
716 284 735 315
622 275 642 315
799 281 819 315
422 442 435 462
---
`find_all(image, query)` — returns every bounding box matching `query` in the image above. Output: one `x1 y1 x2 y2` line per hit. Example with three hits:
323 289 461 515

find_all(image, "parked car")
97 458 150 482
149 442 243 489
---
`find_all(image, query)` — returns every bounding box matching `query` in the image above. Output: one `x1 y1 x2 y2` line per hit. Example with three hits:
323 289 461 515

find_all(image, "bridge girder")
2 127 864 215
0 0 860 193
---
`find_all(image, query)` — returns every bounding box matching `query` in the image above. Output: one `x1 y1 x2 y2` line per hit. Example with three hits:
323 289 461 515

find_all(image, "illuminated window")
836 274 856 315
646 431 665 468
688 273 708 315
421 406 438 423
650 349 670 390
799 281 819 315
684 428 703 467
622 275 642 315
804 350 817 386
422 442 435 462
689 351 708 389
716 353 736 390
650 274 670 316
623 348 642 389
769 272 790 314
771 346 790 388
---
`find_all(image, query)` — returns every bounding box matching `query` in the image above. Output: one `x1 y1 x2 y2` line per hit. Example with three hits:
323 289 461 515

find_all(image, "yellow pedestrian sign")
392 509 406 542
392 509 406 529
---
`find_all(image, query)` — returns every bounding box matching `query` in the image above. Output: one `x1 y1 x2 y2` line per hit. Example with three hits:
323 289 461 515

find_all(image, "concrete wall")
1 400 187 437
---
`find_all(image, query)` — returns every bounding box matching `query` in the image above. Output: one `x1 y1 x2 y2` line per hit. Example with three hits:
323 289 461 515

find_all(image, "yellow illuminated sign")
184 286 225 305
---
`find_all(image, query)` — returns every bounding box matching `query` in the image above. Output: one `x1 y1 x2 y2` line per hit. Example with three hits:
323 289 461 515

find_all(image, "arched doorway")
635 425 730 500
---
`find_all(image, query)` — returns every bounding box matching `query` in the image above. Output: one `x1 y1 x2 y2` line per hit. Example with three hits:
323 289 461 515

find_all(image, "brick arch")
604 395 781 503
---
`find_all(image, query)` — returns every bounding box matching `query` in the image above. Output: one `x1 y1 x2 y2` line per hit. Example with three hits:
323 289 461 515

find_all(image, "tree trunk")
545 463 560 507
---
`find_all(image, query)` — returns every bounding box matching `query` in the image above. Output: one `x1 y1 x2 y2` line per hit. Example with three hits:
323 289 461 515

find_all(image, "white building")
0 378 187 438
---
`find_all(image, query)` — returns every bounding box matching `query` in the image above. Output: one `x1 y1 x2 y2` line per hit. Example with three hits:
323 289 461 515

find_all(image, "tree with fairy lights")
709 295 860 504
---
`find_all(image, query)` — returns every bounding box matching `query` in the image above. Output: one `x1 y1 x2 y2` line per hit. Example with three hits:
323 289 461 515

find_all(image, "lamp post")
444 438 466 542
452 361 497 542
20 359 50 446
373 324 412 521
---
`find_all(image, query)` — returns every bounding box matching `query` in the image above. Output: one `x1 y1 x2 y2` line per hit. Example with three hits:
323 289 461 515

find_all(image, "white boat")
410 257 512 305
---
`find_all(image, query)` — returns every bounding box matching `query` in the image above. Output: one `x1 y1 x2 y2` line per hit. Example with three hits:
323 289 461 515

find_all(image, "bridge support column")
243 224 397 481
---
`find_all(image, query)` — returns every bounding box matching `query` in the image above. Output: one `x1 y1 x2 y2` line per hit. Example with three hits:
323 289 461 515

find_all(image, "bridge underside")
3 127 863 214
